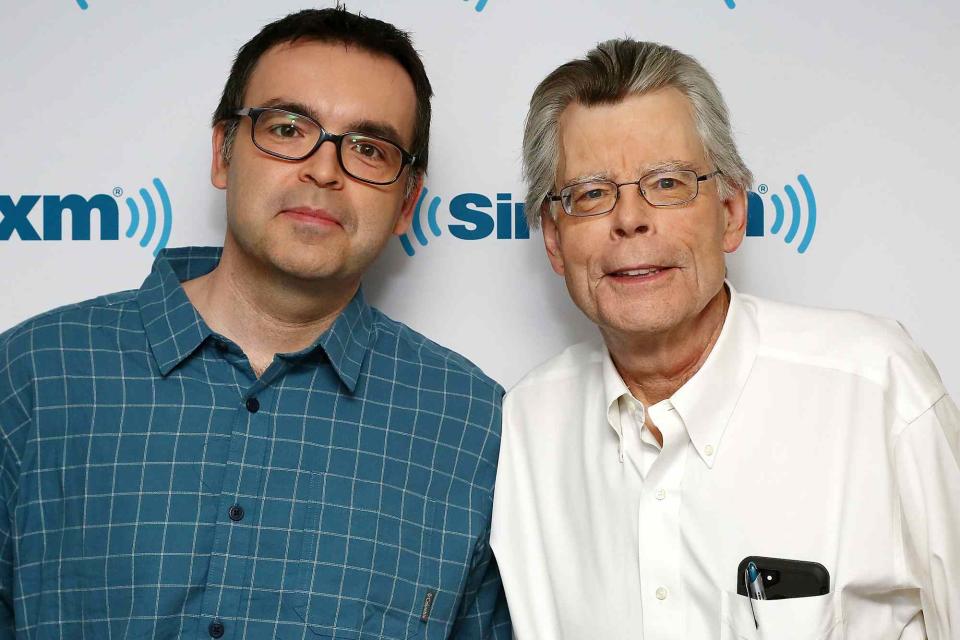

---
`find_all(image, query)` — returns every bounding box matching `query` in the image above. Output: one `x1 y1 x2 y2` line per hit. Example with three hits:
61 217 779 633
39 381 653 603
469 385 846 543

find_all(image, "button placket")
637 406 689 639
199 384 274 637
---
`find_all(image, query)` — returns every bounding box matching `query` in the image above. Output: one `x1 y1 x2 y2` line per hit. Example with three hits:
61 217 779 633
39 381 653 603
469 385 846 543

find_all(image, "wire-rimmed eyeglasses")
546 169 722 217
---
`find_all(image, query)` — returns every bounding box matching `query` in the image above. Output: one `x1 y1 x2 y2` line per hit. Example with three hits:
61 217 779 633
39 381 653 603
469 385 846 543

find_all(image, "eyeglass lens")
561 170 702 215
251 109 405 184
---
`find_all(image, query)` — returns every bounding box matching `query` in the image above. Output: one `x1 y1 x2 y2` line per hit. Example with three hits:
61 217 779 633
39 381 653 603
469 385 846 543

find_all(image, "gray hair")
522 38 753 228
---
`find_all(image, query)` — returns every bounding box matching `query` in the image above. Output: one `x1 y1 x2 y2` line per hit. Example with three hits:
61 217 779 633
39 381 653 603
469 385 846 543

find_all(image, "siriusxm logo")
0 178 173 256
746 174 817 254
400 175 816 257
399 188 528 256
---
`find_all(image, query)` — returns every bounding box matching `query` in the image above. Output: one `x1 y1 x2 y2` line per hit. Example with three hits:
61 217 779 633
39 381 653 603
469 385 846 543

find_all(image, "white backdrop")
1 0 958 394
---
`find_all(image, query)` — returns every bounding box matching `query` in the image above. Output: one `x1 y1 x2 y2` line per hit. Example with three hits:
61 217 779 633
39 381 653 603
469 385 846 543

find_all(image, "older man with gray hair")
490 39 959 639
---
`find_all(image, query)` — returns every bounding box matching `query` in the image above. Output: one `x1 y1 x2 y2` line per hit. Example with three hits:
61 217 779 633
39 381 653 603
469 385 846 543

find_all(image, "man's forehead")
243 39 417 145
556 90 704 181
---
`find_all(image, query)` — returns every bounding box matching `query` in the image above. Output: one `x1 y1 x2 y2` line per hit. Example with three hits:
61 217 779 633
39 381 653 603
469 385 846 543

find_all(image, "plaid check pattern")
0 247 509 640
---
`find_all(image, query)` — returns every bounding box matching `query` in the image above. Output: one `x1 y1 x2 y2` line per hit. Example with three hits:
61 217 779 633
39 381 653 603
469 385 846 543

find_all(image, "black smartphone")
736 556 830 599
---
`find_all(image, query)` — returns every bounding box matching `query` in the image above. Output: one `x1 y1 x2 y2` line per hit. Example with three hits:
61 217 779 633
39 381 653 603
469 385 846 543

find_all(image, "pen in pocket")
745 561 766 628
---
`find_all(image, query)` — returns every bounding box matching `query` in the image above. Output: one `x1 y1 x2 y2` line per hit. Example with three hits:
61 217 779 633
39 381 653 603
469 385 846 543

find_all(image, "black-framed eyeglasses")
233 107 416 186
546 169 723 217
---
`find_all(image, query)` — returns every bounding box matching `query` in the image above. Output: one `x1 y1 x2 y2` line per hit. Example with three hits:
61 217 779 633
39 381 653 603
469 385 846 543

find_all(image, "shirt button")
245 397 260 413
228 504 244 522
208 620 225 638
704 444 715 456
656 586 668 600
655 488 666 500
214 340 228 353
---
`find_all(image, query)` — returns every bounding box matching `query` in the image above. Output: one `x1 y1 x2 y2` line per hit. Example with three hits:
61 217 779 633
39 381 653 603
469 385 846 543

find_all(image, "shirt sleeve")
894 393 960 640
447 530 512 640
0 332 28 639
0 482 13 639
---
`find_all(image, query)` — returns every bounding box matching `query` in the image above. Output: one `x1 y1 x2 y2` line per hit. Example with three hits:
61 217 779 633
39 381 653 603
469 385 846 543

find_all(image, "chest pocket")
720 590 844 640
294 470 461 639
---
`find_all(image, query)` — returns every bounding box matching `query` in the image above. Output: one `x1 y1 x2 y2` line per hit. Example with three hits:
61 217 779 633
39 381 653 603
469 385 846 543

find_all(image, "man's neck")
182 244 357 376
604 285 730 409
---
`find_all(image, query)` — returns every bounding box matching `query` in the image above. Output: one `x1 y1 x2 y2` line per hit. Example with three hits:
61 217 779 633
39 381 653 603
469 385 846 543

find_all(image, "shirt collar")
138 246 375 391
314 288 374 394
138 246 220 376
669 281 759 468
599 281 759 468
601 344 633 462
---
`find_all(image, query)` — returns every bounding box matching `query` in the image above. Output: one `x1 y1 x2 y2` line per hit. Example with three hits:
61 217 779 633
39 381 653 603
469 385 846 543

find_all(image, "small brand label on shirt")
420 590 436 622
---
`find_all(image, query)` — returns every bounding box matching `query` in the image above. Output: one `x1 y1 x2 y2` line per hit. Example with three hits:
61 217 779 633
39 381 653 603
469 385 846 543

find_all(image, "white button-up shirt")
491 285 960 639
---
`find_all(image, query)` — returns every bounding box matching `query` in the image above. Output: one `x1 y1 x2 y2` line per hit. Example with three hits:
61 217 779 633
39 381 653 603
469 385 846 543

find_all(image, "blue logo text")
400 190 529 256
0 178 172 256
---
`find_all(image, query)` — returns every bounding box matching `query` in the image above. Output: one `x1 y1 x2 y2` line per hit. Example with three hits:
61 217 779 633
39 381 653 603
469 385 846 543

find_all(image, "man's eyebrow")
561 172 611 187
641 160 700 173
560 160 702 188
345 119 407 149
254 99 409 149
258 99 322 122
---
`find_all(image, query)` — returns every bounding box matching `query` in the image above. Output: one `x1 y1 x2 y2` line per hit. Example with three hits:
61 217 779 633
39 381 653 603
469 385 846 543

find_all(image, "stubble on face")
215 40 418 287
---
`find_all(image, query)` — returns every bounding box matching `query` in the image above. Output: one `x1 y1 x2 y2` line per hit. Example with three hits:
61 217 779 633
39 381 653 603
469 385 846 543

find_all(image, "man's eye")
579 189 605 201
270 124 301 138
656 178 677 190
353 143 384 159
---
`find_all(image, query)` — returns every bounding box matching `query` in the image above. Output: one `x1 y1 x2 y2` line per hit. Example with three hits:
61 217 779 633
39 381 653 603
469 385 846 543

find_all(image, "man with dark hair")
0 8 510 639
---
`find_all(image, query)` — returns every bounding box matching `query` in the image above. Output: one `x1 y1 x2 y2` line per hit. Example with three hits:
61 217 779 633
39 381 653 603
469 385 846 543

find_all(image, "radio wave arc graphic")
400 187 442 257
724 0 736 8
76 0 89 9
123 178 172 256
745 174 817 254
465 0 488 12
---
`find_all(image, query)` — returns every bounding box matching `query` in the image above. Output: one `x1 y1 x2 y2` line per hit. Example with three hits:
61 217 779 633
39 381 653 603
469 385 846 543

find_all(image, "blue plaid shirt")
0 247 510 640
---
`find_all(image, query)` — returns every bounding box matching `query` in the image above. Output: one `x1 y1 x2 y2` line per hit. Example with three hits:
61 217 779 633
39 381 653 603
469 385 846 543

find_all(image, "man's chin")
603 318 673 339
594 303 680 338
265 254 342 283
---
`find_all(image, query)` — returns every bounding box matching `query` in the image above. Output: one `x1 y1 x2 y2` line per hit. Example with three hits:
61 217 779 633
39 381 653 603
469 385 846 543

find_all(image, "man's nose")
610 186 654 238
298 138 344 188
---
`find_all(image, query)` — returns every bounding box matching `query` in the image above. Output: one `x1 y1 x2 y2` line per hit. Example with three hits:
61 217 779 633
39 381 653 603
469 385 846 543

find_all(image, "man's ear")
393 173 423 236
721 188 747 254
211 123 229 190
541 206 565 276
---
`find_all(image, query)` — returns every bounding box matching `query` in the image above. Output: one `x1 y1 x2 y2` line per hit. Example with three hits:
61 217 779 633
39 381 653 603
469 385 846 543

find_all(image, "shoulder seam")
369 316 499 390
1 290 139 347
891 391 949 439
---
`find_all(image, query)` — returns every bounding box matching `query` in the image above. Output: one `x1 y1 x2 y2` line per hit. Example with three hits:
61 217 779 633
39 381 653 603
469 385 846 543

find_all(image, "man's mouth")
281 207 342 227
607 265 671 279
610 267 662 277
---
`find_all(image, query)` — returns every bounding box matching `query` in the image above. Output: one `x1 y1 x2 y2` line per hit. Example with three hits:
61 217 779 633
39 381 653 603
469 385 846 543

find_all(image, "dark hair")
212 6 432 180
